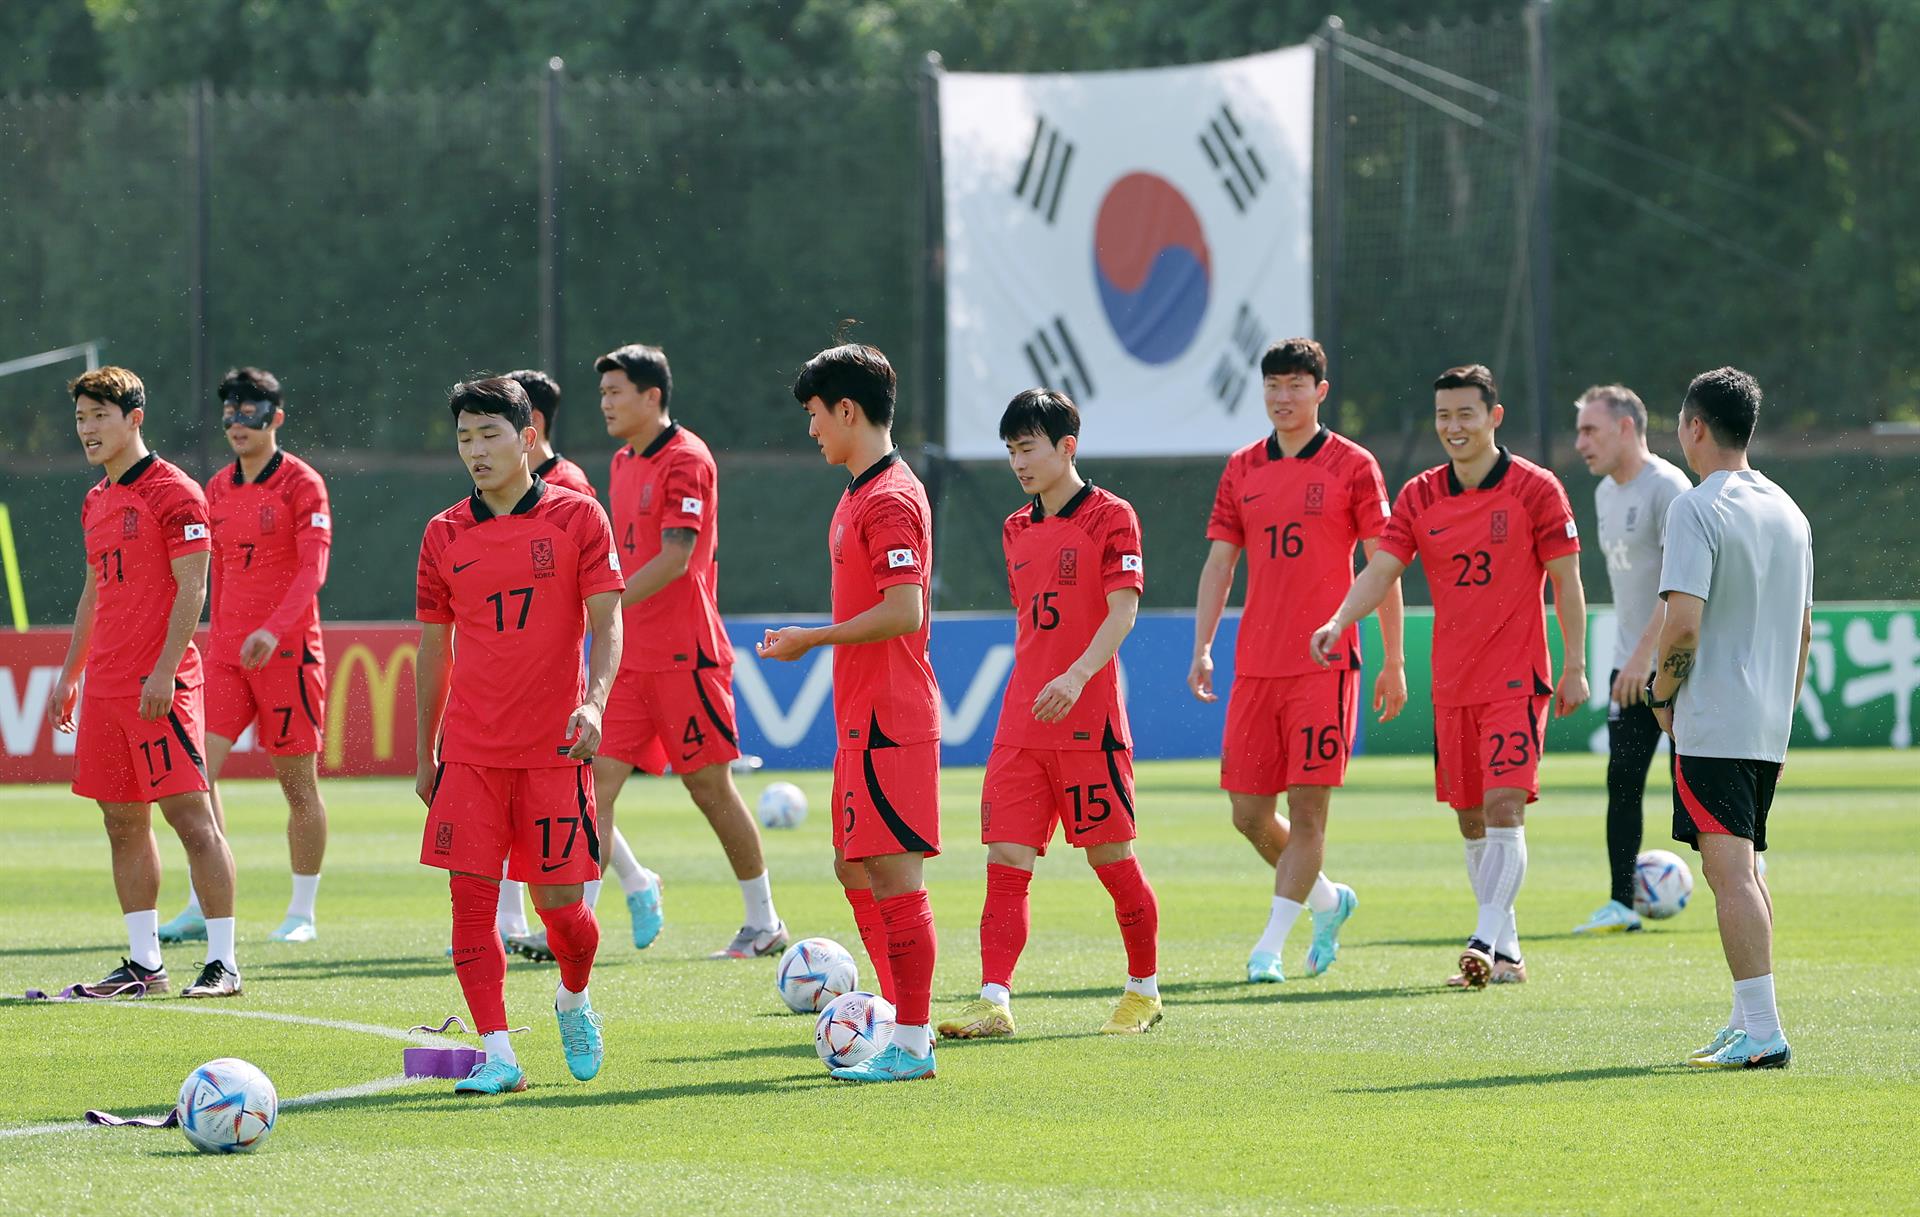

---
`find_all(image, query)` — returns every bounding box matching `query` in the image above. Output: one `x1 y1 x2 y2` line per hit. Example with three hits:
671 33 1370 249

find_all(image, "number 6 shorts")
420 760 602 884
832 740 942 863
981 743 1137 855
1220 668 1361 796
1432 694 1551 811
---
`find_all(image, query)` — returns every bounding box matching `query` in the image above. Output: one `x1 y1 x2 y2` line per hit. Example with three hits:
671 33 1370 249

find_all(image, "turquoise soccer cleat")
1303 884 1357 977
1246 950 1285 984
157 909 206 944
1688 1025 1740 1061
556 1001 604 1081
830 1043 936 1083
628 882 664 950
453 1059 527 1095
1573 900 1643 934
269 914 316 943
1686 1028 1790 1069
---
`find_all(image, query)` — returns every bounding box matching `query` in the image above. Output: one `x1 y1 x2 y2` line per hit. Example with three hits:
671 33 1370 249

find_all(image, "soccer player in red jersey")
508 369 597 496
593 344 784 959
1188 338 1406 984
759 344 940 1083
46 367 243 999
936 390 1163 1040
413 377 624 1094
1312 365 1588 989
157 368 333 948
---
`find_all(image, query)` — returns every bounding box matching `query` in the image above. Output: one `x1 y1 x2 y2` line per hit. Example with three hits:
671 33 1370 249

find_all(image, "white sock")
1472 826 1527 948
1254 896 1305 956
287 873 320 921
555 982 588 1012
125 909 162 971
496 880 529 937
739 871 778 931
183 886 203 918
482 1030 517 1065
1497 908 1521 961
894 1023 932 1057
1734 974 1781 1041
204 917 237 973
1306 873 1339 913
1728 989 1747 1032
583 879 604 910
1464 837 1490 903
608 829 648 894
980 982 1011 1007
1126 973 1159 998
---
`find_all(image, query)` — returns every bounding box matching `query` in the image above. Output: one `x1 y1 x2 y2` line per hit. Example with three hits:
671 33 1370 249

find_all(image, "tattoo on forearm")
1662 648 1695 682
663 528 698 547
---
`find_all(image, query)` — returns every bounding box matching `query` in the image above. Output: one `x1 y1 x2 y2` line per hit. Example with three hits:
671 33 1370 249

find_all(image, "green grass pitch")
2 751 1915 1215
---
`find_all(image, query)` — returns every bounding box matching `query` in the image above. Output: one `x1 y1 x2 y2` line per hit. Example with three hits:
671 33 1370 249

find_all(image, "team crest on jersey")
1305 482 1325 515
833 524 846 563
639 483 655 510
1057 547 1079 584
531 537 555 576
1625 506 1638 529
121 507 139 538
1490 509 1509 543
259 505 277 533
434 823 454 851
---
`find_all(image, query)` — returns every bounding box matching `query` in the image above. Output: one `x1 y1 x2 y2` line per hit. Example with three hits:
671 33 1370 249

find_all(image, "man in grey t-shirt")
1572 385 1691 934
1648 367 1813 1071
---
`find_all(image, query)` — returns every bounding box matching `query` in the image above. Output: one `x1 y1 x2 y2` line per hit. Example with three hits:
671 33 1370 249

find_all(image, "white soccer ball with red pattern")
776 937 858 1013
177 1057 277 1153
815 991 896 1069
1633 849 1694 919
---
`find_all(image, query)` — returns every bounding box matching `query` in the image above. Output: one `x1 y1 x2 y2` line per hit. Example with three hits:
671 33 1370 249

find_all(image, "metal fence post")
1526 0 1555 465
915 51 949 605
188 79 212 475
1316 17 1346 407
540 57 566 422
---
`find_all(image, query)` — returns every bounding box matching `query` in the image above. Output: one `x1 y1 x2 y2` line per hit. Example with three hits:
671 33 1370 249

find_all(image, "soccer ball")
776 937 858 1013
177 1057 277 1154
1633 849 1694 919
757 781 808 829
815 991 896 1069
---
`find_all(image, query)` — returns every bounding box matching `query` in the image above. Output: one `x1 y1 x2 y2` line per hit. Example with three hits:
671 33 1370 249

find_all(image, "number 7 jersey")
415 479 626 767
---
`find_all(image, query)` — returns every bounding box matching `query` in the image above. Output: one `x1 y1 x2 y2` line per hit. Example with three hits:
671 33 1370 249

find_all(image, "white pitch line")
0 1074 422 1141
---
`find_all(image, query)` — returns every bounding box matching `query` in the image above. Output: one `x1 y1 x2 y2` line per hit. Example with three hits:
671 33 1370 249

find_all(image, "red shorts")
833 741 941 862
599 665 741 775
72 685 210 804
204 660 326 755
980 744 1136 854
420 761 602 884
1432 695 1550 811
1220 669 1361 795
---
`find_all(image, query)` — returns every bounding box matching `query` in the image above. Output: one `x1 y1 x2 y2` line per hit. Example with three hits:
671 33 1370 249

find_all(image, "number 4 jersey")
415 480 625 767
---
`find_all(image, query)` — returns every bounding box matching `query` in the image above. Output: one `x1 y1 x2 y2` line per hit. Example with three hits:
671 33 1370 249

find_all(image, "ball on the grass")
815 991 896 1069
1633 848 1694 919
177 1057 277 1154
757 781 808 829
776 937 858 1013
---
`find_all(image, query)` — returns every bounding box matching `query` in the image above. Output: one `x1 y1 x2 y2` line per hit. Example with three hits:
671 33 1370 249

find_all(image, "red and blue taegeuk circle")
1092 173 1212 365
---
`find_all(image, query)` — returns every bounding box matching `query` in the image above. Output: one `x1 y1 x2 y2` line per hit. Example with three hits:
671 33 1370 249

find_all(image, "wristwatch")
1644 673 1675 709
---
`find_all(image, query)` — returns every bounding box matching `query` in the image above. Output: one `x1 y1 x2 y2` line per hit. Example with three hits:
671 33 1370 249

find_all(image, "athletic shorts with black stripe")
1432 692 1550 811
981 741 1136 854
419 760 602 883
1221 668 1361 794
72 684 210 803
599 659 741 776
1673 754 1780 852
833 739 941 862
204 658 326 755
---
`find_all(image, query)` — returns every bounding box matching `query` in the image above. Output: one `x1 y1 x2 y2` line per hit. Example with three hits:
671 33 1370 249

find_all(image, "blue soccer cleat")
1246 951 1285 984
269 914 316 943
1573 900 1643 935
1688 1025 1740 1061
830 1043 936 1083
158 909 206 944
556 1001 604 1081
453 1059 527 1095
628 881 663 950
1303 884 1357 977
1687 1028 1790 1070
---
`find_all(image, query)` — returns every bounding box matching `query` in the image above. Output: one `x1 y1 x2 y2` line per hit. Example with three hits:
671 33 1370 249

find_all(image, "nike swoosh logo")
1427 526 1449 536
1013 561 1030 570
149 775 166 787
1301 761 1330 772
540 862 569 873
454 956 480 968
1242 494 1264 503
452 560 479 573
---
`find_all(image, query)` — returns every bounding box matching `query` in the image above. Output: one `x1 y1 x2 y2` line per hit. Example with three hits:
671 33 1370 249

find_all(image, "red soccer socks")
1094 856 1159 981
534 897 600 995
449 874 509 1034
879 889 937 1027
979 863 1034 990
844 886 896 1003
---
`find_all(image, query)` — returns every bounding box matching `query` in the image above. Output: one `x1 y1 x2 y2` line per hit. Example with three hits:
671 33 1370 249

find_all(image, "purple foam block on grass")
403 1046 485 1079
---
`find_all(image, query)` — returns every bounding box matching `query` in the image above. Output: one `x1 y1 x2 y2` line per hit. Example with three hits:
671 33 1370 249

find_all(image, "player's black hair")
505 369 561 430
218 366 282 408
1260 337 1327 383
998 388 1080 446
1434 364 1499 408
791 343 896 429
447 376 532 431
1680 366 1761 449
595 344 672 411
69 366 146 414
1577 384 1648 437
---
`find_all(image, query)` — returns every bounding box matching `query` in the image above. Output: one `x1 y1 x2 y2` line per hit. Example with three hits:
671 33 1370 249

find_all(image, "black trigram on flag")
1198 103 1268 213
1013 116 1074 223
1024 317 1095 403
1209 302 1266 410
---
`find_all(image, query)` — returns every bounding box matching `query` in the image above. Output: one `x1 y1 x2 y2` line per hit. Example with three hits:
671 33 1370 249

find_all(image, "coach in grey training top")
1571 385 1691 934
1647 366 1812 1071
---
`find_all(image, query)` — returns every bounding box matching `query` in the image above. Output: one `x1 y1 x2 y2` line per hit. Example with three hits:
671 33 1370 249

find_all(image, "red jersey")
607 424 732 672
535 453 595 498
1378 447 1580 707
829 451 939 749
1207 428 1391 677
80 454 210 697
206 450 331 668
415 480 625 768
995 483 1144 751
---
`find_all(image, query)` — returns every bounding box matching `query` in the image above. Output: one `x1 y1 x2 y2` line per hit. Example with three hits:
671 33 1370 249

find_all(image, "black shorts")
1672 754 1780 852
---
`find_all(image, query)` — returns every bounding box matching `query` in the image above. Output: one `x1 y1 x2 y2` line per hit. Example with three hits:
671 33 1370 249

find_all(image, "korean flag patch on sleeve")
887 548 917 569
311 512 331 529
183 523 208 541
680 497 703 516
1565 520 1579 539
1120 554 1143 573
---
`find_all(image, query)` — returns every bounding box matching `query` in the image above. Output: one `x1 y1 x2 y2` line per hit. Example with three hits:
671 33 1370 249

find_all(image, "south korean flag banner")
938 47 1315 458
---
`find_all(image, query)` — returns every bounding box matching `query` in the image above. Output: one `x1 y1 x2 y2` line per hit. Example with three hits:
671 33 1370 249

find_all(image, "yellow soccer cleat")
1099 991 1164 1034
936 998 1015 1039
